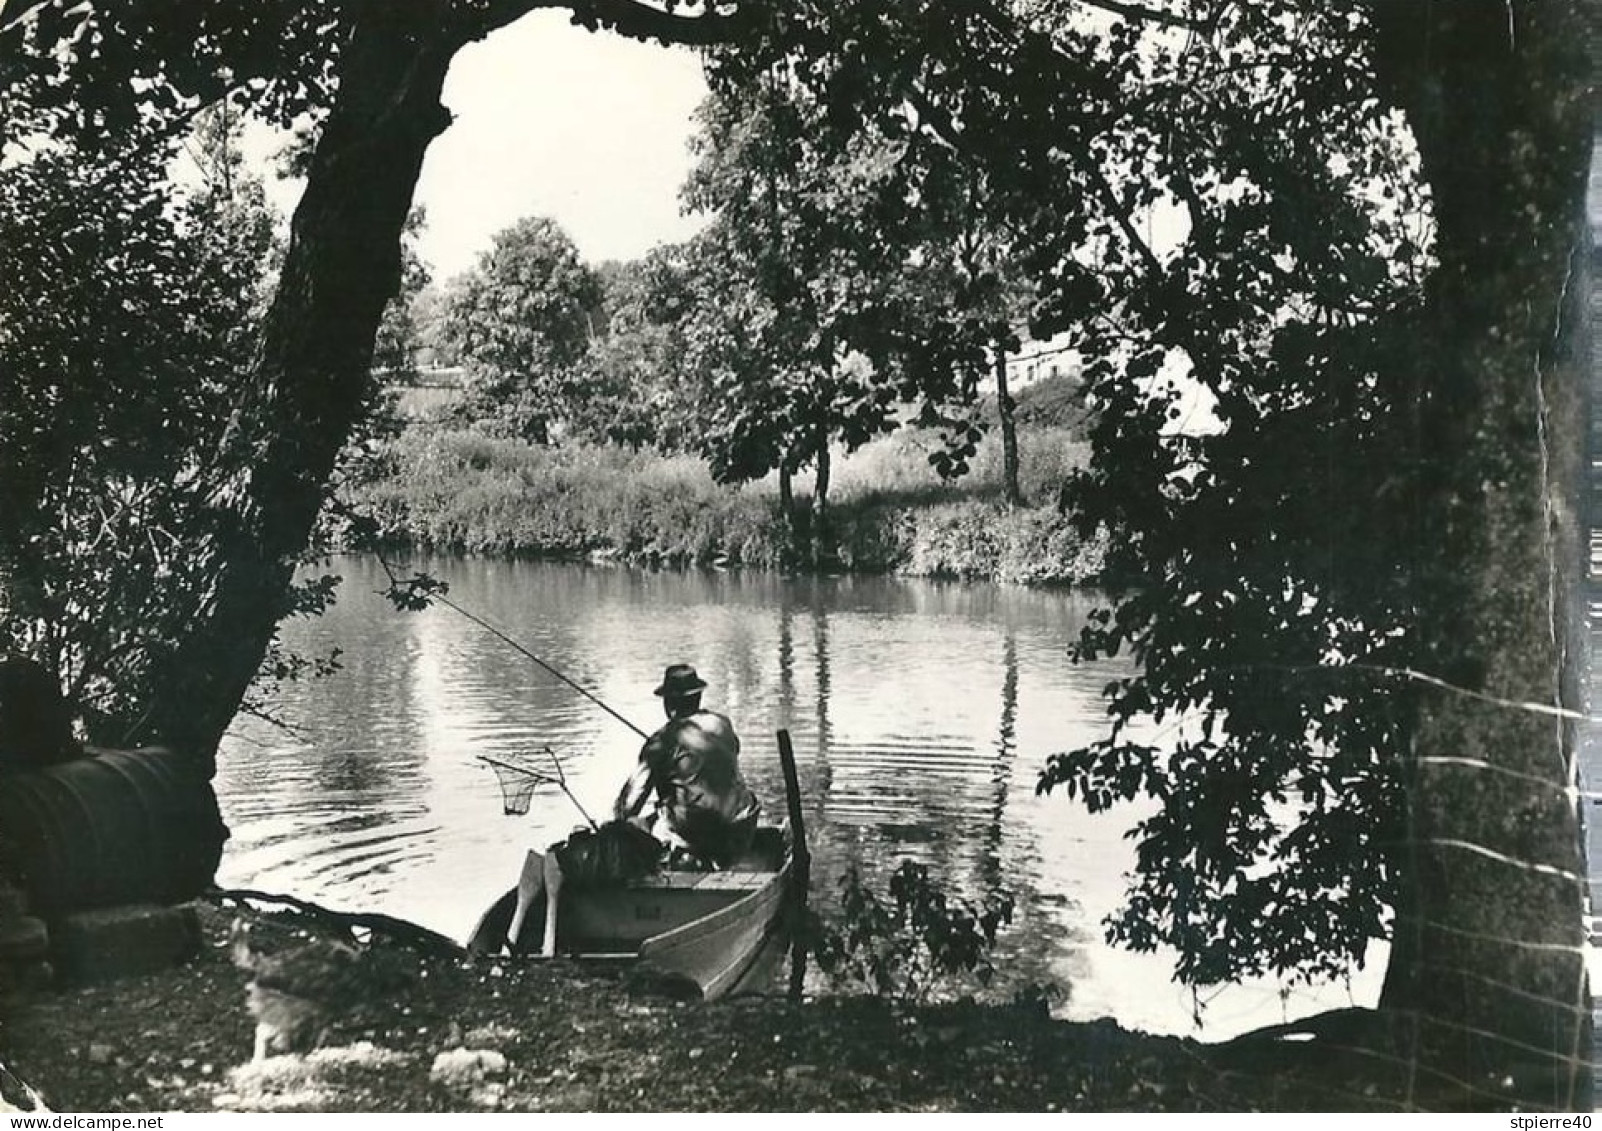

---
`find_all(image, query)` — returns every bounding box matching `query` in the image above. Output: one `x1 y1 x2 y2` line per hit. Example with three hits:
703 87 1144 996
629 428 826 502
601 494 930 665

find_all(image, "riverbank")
0 901 1540 1113
340 426 1107 586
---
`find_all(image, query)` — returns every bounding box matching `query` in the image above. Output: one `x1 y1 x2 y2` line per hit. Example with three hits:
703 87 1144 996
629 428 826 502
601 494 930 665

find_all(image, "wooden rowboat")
467 729 812 1001
465 823 795 1000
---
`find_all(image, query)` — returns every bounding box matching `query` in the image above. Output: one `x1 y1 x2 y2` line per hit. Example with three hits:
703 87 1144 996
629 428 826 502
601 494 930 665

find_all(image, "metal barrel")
0 747 228 914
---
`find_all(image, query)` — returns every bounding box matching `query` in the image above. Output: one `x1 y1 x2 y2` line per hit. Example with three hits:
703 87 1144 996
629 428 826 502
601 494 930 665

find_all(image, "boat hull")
467 826 793 1001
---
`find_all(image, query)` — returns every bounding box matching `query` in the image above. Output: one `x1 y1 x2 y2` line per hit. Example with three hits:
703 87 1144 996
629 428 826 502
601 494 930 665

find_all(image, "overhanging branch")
465 0 753 46
1073 0 1200 30
567 0 753 44
0 0 78 44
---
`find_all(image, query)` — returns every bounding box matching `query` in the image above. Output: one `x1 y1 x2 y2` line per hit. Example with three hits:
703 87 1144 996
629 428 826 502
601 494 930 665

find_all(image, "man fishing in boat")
494 663 766 959
614 663 761 869
467 655 802 997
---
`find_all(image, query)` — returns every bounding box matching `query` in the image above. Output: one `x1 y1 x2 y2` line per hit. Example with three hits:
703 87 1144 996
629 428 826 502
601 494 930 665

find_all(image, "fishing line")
374 553 648 739
430 590 650 740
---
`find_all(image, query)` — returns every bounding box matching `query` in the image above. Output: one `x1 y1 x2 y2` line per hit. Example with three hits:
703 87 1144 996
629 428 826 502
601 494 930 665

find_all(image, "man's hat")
654 663 708 698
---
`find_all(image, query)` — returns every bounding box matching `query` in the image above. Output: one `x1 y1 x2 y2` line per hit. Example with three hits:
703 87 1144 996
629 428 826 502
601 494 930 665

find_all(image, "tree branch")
0 0 76 43
567 0 753 44
905 62 1160 282
463 0 751 47
1075 151 1165 279
903 83 965 152
1072 0 1201 30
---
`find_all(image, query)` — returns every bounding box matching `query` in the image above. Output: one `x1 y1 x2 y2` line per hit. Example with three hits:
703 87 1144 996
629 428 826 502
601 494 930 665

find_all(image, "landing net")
479 753 554 816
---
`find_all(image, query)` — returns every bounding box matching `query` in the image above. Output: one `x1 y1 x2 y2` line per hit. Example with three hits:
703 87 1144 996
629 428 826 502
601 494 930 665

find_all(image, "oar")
777 730 811 1001
506 848 545 952
540 851 564 958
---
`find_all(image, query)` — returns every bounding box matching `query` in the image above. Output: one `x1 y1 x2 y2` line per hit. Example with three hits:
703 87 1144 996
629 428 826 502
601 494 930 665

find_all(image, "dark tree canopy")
0 95 282 741
711 0 1592 1101
705 0 1433 987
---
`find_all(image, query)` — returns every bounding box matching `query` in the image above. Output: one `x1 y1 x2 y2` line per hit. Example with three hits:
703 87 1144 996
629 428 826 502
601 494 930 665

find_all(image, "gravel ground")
0 901 1546 1113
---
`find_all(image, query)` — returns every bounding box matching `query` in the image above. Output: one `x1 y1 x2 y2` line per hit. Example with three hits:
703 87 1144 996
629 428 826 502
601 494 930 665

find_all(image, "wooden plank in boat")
633 870 774 892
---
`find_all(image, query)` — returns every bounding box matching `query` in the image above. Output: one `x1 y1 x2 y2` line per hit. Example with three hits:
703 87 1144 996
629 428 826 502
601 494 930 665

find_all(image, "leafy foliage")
379 567 451 615
1030 6 1430 987
566 247 703 449
716 0 1434 988
0 1 438 752
0 102 284 743
809 862 1015 1003
438 216 604 445
0 2 346 156
677 65 989 553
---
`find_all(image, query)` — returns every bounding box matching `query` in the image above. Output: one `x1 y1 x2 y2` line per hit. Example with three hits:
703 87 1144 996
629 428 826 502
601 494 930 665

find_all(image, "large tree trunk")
130 1 737 761
147 10 471 762
1371 0 1593 1108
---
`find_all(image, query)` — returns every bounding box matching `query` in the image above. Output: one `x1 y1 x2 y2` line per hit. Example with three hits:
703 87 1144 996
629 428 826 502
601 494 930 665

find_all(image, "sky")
256 10 712 281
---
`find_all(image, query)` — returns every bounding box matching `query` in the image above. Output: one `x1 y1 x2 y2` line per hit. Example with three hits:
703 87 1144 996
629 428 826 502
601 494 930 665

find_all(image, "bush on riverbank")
343 425 1106 585
350 433 787 567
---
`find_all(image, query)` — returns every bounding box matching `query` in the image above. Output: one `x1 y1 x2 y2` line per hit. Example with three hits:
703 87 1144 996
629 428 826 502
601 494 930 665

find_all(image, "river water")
215 555 1380 1039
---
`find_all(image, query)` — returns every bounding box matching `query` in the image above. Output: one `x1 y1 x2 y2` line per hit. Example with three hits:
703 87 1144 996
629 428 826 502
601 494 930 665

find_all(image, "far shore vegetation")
341 373 1107 587
328 177 1110 590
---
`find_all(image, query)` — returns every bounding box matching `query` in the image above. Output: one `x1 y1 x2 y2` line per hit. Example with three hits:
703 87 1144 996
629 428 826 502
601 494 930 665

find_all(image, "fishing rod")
430 590 650 741
374 553 650 739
